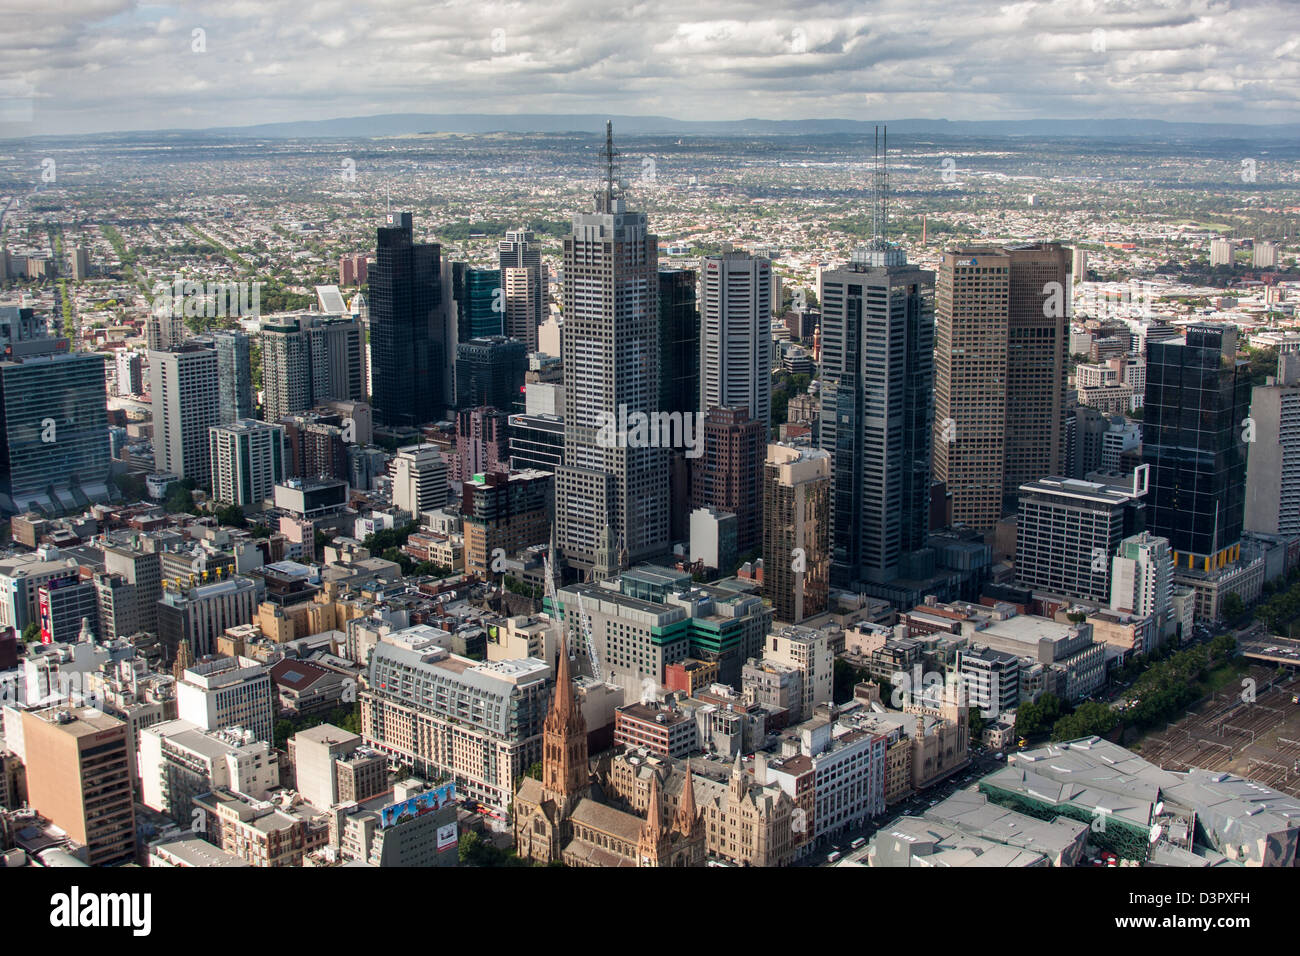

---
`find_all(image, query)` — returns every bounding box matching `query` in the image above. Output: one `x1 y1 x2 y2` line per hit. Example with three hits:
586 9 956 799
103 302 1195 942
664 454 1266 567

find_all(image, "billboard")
436 822 458 851
379 782 456 829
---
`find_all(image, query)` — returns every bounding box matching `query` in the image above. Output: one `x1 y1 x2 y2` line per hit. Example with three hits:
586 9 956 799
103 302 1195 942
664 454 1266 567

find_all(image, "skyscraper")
932 242 1070 532
1245 351 1300 536
21 706 137 865
819 253 934 587
209 419 286 507
212 330 254 423
555 124 669 571
762 444 831 624
449 264 504 341
0 307 111 513
258 312 365 423
659 268 700 418
454 336 527 412
498 229 545 352
690 406 765 555
1143 325 1251 570
150 342 219 484
660 268 701 542
699 250 772 430
370 212 447 428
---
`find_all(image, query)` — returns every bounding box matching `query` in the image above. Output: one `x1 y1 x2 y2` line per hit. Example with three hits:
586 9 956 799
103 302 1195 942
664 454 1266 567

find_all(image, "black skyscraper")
1143 325 1251 570
658 268 700 418
455 336 527 412
370 212 445 428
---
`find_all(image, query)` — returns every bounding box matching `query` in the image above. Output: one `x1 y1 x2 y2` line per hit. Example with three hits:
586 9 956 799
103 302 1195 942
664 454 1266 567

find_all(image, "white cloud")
0 0 1295 134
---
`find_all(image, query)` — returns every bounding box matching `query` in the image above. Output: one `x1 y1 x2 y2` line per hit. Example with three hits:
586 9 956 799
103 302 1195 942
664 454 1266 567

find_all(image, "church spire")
638 771 667 865
541 624 588 800
675 760 700 838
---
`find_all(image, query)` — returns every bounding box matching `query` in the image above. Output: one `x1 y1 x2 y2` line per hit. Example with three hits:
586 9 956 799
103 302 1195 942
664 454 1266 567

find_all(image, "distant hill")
37 113 1300 142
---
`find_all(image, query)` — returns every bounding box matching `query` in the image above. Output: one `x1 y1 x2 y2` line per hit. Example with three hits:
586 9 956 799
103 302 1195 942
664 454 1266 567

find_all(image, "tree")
833 659 869 704
1220 592 1247 626
1051 701 1118 742
215 504 247 529
1014 693 1062 738
21 621 41 643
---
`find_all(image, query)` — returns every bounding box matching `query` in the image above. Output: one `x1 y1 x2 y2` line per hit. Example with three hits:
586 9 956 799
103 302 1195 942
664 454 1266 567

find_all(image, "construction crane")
574 586 602 684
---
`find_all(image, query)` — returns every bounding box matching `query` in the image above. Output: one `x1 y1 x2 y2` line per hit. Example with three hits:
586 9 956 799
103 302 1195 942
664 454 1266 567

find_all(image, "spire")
548 626 578 728
640 772 665 847
675 760 700 837
729 750 746 802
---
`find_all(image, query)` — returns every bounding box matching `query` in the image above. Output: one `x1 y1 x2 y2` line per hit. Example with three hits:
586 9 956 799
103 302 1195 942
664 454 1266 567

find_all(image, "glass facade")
1142 326 1251 568
819 263 934 588
0 352 110 506
370 212 445 428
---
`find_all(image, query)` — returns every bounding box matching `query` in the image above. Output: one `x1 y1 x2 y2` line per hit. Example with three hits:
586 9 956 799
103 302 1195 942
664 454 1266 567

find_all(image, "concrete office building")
690 406 765 555
139 720 278 823
555 129 670 572
957 646 1021 718
764 625 833 722
1110 531 1176 641
819 252 934 587
176 655 276 744
391 444 449 517
361 629 550 813
158 573 263 661
209 419 286 507
259 312 365 423
499 229 546 352
21 706 136 865
1015 473 1148 604
762 444 831 624
933 243 1071 531
103 542 163 639
699 250 772 429
288 723 387 811
1246 351 1300 536
461 468 552 578
150 342 219 484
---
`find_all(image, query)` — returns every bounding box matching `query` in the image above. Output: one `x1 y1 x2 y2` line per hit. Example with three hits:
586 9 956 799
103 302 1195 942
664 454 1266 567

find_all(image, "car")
994 752 1005 761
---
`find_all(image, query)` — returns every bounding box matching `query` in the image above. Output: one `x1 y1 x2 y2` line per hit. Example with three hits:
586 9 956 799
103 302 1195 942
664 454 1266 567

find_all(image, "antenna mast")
871 125 888 245
598 120 619 212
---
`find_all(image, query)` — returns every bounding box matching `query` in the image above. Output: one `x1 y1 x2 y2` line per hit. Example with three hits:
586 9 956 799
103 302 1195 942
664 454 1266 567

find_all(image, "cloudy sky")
1 0 1297 136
